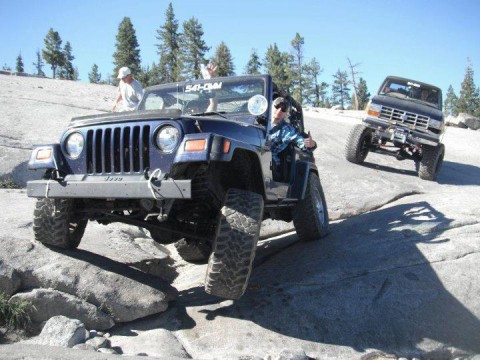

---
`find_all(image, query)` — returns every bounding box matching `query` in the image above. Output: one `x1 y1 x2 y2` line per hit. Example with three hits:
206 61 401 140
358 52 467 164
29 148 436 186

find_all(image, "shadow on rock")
171 201 480 355
437 161 480 186
45 246 178 297
361 160 480 186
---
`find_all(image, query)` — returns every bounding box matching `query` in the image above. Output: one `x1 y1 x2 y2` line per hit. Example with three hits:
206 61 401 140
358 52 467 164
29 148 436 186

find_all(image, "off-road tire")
205 189 264 300
33 198 87 249
418 143 445 181
293 172 329 241
345 124 372 164
175 238 211 263
149 228 178 245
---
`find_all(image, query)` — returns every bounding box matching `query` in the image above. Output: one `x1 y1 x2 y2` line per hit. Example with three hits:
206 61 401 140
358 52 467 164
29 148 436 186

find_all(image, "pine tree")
88 64 102 83
456 60 480 116
304 58 326 107
290 33 306 104
211 42 235 77
264 43 290 91
156 3 182 82
331 69 350 109
16 53 24 73
112 17 141 80
61 41 75 80
244 49 262 75
33 50 45 77
181 17 209 80
356 77 370 110
444 85 458 116
42 28 65 78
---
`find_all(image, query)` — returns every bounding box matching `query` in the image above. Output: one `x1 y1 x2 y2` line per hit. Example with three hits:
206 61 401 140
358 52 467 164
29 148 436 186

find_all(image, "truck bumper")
27 175 191 199
363 117 440 146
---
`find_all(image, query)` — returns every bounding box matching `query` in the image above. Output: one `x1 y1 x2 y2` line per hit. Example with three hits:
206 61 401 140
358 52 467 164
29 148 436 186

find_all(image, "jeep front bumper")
27 175 191 199
363 116 440 146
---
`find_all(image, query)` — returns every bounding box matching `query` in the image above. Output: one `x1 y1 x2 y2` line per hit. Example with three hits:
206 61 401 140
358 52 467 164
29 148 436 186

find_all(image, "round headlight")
65 132 84 159
156 126 180 152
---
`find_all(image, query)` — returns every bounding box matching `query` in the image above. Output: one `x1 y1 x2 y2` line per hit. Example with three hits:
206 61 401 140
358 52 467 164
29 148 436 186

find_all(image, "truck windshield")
380 79 440 108
139 77 266 118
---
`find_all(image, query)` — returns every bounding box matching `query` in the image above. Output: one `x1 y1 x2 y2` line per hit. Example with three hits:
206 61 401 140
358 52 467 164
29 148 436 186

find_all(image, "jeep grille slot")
86 126 150 174
379 106 429 129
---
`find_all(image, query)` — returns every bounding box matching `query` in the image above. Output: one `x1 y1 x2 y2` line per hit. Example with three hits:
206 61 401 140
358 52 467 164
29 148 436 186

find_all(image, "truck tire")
418 143 445 181
33 198 87 249
175 238 211 263
205 189 264 300
293 172 329 241
345 124 372 164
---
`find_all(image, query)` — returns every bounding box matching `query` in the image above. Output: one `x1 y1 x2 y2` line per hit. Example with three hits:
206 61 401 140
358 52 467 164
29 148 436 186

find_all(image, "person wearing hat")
269 96 317 173
112 67 144 112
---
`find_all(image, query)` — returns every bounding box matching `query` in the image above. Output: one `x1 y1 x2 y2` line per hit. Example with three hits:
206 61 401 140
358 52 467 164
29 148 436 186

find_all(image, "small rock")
97 347 119 354
22 315 86 348
85 336 110 350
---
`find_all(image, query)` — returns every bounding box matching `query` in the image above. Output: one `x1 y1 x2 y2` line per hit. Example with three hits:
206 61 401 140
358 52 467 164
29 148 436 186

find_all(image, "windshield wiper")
189 111 227 119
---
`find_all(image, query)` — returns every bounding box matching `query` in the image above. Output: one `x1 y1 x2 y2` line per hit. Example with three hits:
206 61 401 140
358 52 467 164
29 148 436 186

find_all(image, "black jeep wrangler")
345 76 445 181
27 75 329 300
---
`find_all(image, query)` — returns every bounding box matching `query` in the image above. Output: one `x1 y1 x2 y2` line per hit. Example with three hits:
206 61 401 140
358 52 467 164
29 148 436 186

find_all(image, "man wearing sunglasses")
269 96 317 173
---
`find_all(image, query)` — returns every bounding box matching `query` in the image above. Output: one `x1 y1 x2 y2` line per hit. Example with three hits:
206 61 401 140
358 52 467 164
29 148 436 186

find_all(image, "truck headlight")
65 132 84 159
156 126 179 153
428 119 443 130
366 103 382 117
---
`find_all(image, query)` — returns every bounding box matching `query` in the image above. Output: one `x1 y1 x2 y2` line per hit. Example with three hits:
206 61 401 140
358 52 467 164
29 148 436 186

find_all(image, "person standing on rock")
112 67 144 112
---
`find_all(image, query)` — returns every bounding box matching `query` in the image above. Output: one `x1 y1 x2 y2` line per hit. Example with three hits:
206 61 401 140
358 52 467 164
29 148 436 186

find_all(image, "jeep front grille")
86 125 151 174
379 106 429 129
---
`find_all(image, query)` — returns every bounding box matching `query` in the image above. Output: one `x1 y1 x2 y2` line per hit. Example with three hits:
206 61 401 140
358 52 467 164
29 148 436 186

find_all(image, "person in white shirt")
112 67 144 112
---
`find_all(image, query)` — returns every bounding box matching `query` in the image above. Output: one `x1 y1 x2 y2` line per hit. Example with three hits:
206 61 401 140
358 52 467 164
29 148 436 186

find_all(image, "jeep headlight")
428 119 443 130
156 126 180 152
65 132 84 159
366 103 382 117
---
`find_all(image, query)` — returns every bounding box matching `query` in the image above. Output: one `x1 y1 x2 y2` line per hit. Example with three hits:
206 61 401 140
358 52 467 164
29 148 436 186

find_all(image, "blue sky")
2 0 479 98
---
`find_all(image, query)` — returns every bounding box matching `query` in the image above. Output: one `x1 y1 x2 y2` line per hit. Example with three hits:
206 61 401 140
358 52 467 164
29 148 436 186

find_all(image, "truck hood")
372 95 444 121
69 109 182 128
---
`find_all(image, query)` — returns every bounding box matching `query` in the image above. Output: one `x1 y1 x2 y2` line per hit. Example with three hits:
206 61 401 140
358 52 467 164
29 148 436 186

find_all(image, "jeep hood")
372 95 443 121
69 109 182 128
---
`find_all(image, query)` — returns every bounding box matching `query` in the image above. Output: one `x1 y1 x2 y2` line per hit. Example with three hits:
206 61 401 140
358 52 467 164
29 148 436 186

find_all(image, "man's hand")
305 131 316 149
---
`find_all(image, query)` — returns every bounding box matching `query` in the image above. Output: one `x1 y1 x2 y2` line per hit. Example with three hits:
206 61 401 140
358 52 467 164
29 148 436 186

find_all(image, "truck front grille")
379 106 429 129
86 125 151 174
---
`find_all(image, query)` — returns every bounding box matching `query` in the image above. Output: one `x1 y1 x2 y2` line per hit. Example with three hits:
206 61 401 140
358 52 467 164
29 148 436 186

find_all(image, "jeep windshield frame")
138 75 269 125
378 76 443 110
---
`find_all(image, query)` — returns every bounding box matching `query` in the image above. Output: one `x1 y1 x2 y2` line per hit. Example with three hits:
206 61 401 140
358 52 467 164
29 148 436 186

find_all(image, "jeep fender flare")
289 160 319 199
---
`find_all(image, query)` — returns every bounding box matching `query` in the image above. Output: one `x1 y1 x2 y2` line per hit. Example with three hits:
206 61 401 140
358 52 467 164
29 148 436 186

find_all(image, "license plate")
392 129 407 143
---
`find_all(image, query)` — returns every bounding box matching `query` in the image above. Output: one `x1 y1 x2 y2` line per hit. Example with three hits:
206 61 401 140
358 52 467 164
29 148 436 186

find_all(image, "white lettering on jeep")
185 82 223 93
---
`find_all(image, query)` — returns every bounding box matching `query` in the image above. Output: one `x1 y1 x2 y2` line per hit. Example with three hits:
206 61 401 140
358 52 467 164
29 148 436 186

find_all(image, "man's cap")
117 67 131 79
273 97 290 108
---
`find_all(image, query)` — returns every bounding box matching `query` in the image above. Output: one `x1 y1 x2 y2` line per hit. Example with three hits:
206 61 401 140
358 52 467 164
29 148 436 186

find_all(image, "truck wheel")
33 198 87 249
345 124 372 164
175 238 211 263
418 143 445 181
293 172 329 241
205 189 264 300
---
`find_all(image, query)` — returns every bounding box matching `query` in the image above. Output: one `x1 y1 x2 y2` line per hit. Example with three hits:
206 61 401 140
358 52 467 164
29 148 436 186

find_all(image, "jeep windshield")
138 76 267 122
379 78 441 109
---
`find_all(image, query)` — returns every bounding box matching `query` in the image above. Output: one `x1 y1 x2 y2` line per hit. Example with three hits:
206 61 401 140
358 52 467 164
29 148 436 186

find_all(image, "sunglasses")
274 103 288 112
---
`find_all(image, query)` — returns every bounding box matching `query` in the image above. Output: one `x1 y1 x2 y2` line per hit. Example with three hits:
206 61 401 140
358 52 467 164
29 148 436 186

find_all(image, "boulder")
457 113 480 130
22 316 86 348
0 237 176 323
446 114 467 128
10 288 115 330
0 260 21 297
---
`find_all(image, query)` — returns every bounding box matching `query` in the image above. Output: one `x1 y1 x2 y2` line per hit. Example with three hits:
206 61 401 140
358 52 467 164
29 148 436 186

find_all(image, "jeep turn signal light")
185 139 207 152
223 140 231 153
36 148 52 161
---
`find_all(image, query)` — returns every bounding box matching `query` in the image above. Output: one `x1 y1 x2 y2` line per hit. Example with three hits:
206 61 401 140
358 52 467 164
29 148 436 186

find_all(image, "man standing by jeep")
269 96 317 171
112 67 144 112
